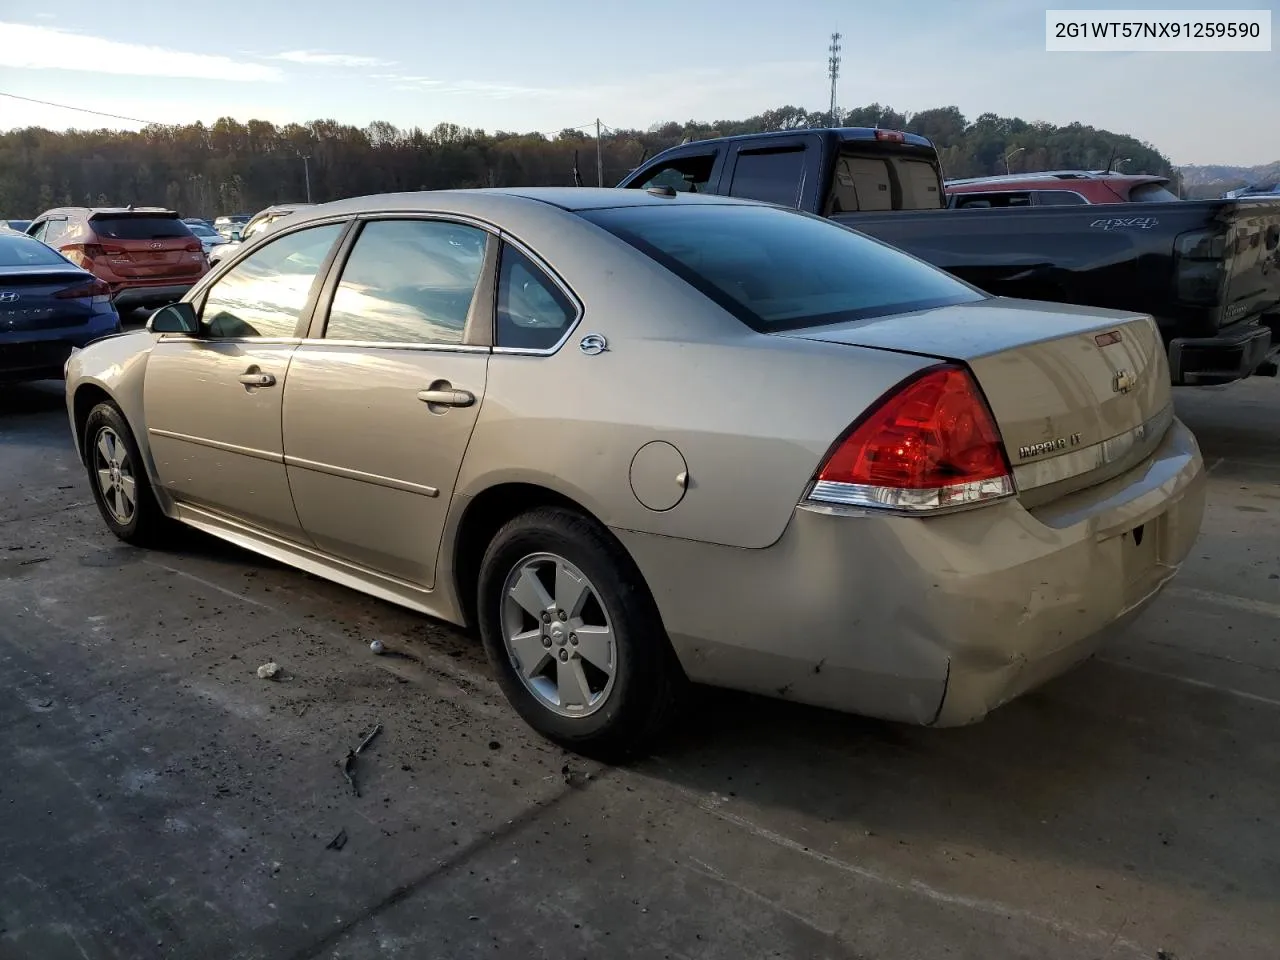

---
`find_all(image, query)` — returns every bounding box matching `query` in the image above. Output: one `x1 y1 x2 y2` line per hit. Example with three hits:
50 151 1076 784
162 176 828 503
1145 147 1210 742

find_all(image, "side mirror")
149 301 199 335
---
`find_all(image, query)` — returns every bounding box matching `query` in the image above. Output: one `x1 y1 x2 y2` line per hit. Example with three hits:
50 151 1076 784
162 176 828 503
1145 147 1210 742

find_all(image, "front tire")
83 401 172 546
477 507 685 760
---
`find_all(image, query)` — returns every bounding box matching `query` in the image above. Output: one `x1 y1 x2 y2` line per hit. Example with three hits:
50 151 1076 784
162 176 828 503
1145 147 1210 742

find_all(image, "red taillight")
874 129 906 143
810 364 1014 512
184 241 201 253
55 278 113 303
82 243 106 259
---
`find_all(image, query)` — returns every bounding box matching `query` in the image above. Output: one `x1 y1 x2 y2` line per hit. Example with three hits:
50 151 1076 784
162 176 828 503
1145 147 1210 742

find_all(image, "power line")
0 91 160 126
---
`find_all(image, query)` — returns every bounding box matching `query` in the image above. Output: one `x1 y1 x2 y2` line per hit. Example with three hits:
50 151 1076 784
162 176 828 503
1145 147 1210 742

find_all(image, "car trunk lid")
0 267 100 330
777 298 1172 507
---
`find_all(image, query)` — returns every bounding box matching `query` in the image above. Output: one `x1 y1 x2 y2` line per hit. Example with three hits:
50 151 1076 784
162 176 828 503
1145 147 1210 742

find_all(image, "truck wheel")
476 506 686 760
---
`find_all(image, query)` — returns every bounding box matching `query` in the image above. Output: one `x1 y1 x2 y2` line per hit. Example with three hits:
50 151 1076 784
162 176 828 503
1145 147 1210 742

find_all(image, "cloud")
270 50 394 68
0 24 281 81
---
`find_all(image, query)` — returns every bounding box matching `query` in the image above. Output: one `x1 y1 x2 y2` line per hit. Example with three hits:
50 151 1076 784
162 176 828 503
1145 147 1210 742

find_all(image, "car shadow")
0 381 66 417
634 658 1278 914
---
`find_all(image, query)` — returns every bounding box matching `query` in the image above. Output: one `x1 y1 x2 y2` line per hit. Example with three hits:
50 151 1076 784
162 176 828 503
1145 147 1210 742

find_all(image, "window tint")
325 219 487 345
27 222 47 241
201 223 342 339
90 216 192 240
635 153 717 193
0 234 67 266
495 245 576 350
1035 190 1088 205
581 204 982 332
1129 182 1179 203
728 149 806 207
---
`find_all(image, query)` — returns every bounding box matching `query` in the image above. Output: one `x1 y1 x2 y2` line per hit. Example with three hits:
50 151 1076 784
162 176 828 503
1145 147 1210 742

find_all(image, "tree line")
0 103 1181 219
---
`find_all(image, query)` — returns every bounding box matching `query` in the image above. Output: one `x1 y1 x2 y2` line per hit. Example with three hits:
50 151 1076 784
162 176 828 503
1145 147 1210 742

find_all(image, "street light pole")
1005 147 1025 174
301 155 312 203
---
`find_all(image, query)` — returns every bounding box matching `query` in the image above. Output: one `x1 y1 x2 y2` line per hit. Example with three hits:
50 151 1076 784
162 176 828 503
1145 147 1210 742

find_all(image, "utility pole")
595 119 604 187
828 32 842 127
301 155 312 203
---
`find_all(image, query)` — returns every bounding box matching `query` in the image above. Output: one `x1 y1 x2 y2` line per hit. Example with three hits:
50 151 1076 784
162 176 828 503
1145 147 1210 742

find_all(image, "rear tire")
477 506 685 761
83 401 173 547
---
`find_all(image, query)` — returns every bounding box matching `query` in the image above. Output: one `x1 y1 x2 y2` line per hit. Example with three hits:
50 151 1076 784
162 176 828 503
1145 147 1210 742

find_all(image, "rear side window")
1035 190 1088 205
324 219 488 345
495 245 577 350
0 234 68 267
1129 182 1179 203
581 204 982 332
953 192 1032 209
90 216 192 240
727 148 806 207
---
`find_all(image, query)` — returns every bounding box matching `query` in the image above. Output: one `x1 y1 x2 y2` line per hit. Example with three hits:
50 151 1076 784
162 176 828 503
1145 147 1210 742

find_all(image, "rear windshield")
187 223 217 237
580 204 983 332
90 216 193 240
1128 182 1179 202
0 233 69 267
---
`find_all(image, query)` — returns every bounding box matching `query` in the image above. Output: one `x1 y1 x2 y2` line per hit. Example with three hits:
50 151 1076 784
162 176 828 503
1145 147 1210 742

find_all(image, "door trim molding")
148 427 281 463
284 455 440 497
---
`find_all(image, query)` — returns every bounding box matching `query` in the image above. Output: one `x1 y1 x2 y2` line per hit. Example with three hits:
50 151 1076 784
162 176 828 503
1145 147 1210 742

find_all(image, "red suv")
26 207 209 310
945 172 1180 208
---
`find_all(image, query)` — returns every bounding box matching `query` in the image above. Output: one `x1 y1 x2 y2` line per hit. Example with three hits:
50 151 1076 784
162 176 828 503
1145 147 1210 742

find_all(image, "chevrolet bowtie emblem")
1113 369 1136 394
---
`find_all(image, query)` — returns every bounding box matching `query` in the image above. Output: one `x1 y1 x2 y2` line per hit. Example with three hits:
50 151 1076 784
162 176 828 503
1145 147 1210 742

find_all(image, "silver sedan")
63 188 1206 757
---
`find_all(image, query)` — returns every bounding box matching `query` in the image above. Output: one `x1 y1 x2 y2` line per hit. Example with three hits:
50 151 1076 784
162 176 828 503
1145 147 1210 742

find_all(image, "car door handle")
417 388 475 407
238 372 276 387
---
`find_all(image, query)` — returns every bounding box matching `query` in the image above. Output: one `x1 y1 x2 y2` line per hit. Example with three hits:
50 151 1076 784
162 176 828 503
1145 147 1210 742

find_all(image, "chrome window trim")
490 230 585 357
156 335 303 346
294 339 490 354
1012 403 1175 492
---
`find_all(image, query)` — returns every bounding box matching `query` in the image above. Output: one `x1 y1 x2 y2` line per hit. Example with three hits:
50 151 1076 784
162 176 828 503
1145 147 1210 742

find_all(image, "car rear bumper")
1167 318 1278 385
111 283 195 310
614 417 1206 726
0 323 121 381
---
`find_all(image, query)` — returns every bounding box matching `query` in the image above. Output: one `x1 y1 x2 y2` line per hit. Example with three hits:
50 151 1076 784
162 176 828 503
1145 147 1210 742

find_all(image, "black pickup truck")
617 128 1280 386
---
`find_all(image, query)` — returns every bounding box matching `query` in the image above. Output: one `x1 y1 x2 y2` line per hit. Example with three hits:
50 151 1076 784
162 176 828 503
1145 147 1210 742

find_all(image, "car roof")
653 127 935 151
946 172 1167 188
290 188 757 223
37 206 178 217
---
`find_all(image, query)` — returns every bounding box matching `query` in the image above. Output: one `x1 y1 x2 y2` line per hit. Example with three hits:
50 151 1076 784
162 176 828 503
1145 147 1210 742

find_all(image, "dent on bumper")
614 418 1206 727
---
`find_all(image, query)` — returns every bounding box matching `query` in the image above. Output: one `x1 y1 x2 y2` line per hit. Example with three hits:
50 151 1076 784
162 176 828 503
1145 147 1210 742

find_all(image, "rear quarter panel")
454 211 936 549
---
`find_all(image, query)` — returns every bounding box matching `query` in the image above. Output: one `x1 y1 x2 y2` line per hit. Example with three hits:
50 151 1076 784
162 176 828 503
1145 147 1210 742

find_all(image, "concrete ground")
1 373 1277 960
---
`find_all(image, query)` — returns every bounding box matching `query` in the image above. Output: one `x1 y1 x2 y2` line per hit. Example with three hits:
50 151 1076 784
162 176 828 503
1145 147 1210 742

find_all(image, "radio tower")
827 32 842 127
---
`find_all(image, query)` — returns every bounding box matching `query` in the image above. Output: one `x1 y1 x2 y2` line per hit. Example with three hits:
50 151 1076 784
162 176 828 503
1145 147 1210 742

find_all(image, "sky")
0 0 1276 166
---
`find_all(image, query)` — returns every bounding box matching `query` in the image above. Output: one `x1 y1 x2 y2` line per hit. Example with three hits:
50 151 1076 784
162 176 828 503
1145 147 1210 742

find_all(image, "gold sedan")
64 188 1206 757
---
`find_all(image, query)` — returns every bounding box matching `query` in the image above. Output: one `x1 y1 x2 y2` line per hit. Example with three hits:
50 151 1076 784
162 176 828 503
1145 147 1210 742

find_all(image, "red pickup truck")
946 171 1180 208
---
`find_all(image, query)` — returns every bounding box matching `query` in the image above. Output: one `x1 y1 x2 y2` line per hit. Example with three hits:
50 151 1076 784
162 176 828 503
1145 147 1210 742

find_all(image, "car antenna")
1103 145 1117 174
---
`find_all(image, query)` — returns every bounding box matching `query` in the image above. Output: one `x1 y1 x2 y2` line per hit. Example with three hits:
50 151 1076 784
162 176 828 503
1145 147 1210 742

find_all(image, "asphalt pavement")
1 374 1277 960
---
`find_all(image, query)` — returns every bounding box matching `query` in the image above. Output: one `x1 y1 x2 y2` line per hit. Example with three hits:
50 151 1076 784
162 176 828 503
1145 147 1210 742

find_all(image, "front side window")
201 223 343 338
495 245 576 350
581 204 983 332
27 221 47 241
324 219 488 345
634 153 717 193
1129 182 1179 203
727 148 807 207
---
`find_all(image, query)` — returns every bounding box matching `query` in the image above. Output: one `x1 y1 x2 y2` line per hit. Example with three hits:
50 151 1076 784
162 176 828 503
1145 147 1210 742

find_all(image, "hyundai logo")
150 241 163 249
0 291 19 303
